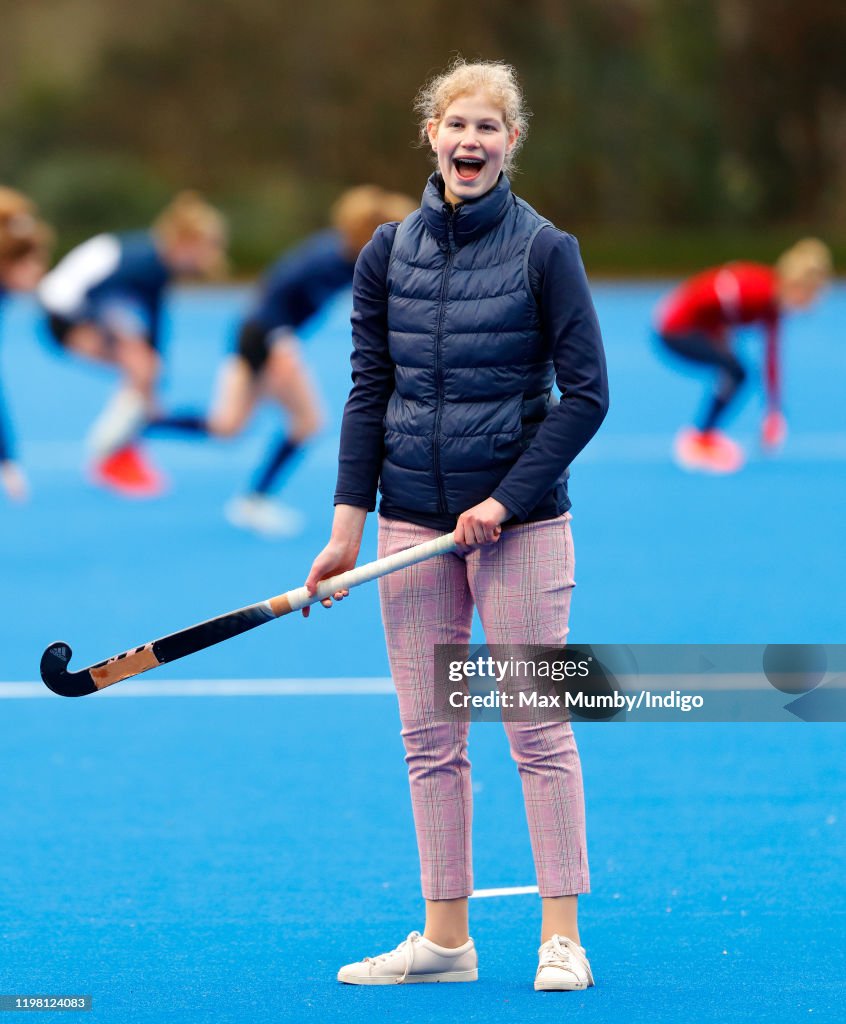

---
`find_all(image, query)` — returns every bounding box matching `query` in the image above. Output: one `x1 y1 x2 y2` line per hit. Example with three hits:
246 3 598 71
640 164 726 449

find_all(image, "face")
167 232 226 277
780 276 825 311
427 92 518 206
1 250 48 291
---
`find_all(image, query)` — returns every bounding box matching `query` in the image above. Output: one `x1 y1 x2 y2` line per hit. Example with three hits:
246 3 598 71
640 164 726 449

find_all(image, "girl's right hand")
302 505 367 617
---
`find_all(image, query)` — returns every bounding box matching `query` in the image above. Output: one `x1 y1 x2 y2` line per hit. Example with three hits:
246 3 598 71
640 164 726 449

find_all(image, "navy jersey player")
38 192 226 496
152 186 414 535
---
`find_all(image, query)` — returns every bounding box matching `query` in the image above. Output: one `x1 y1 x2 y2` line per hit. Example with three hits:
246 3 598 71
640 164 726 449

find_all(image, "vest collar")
420 172 513 246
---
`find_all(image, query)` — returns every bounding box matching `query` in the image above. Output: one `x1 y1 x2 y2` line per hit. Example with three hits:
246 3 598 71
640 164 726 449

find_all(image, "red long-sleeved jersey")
656 262 781 409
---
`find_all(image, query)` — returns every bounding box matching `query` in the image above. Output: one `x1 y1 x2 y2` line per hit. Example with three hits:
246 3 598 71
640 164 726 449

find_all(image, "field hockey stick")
40 531 457 697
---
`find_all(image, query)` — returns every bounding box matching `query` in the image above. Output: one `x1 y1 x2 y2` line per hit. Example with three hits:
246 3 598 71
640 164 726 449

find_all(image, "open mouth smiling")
453 156 486 181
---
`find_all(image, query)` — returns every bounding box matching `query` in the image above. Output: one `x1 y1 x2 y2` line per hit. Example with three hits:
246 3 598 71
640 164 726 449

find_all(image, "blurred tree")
717 0 846 224
0 0 843 266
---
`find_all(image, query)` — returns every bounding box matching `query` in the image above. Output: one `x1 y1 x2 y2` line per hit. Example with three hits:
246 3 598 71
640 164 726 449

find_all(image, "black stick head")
40 642 96 698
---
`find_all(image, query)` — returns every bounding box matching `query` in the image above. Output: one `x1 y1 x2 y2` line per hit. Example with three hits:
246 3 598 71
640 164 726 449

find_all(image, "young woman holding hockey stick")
305 59 609 991
37 192 226 496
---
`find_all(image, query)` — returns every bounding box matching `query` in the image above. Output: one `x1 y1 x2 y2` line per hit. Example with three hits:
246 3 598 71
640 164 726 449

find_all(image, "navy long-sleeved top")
248 229 355 336
335 204 609 530
38 231 170 347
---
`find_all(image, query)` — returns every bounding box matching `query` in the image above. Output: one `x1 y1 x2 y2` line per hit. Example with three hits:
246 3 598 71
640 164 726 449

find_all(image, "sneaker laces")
539 935 580 977
363 931 421 983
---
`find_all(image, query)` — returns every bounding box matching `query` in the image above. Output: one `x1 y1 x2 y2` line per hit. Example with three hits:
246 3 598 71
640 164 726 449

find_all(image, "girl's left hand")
455 498 511 550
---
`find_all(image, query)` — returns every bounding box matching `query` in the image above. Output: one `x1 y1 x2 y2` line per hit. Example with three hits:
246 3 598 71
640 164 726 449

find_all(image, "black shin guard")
251 436 302 495
147 412 209 435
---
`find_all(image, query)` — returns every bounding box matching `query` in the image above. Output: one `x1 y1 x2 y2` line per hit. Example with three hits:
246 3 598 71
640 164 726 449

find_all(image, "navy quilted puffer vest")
382 173 554 515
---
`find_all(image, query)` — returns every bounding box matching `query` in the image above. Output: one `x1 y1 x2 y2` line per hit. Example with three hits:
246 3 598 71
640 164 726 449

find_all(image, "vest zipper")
434 208 456 513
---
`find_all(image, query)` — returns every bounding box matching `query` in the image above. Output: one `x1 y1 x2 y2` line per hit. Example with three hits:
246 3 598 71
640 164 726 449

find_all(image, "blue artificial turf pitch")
1 282 844 1022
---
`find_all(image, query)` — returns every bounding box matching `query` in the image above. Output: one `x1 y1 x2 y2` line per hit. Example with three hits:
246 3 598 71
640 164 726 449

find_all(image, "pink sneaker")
674 428 744 474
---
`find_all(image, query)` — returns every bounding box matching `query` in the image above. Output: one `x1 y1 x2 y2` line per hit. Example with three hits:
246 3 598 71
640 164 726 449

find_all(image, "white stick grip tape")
279 532 457 613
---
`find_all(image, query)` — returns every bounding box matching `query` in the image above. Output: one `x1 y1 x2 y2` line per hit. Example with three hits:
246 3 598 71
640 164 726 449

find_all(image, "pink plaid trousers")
377 513 590 900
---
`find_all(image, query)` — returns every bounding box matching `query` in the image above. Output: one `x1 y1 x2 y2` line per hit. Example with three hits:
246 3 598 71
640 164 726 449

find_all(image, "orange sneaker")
674 428 744 474
91 446 167 497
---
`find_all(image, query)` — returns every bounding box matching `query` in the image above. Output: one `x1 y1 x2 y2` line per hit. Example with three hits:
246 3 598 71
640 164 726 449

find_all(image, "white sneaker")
337 931 478 985
534 934 595 991
224 495 304 538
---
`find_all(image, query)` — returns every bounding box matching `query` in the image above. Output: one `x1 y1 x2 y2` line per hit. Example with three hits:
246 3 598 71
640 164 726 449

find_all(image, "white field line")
574 433 846 464
0 677 395 699
1 672 830 699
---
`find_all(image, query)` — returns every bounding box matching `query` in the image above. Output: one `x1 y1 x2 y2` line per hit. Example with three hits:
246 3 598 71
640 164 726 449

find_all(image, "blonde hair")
0 186 53 269
152 190 227 247
331 185 417 255
0 186 34 220
776 238 833 286
414 58 529 171
381 191 418 224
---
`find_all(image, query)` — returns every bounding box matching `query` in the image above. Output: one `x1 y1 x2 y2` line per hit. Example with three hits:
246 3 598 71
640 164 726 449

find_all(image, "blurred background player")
655 238 832 473
150 185 416 536
37 191 227 496
0 187 53 502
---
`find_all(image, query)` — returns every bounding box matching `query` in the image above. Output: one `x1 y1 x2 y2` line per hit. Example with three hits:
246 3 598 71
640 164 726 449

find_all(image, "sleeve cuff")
333 493 376 512
491 485 529 523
